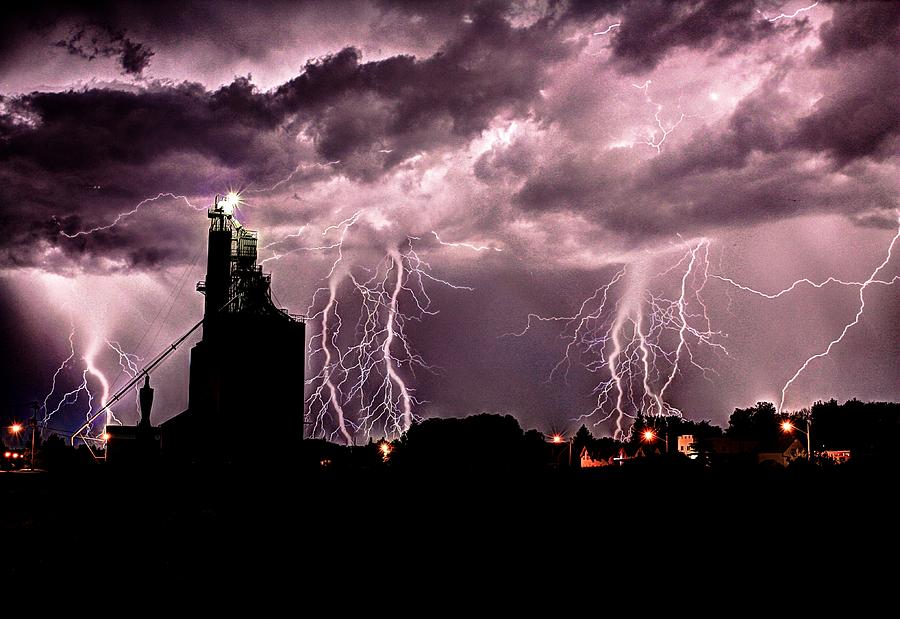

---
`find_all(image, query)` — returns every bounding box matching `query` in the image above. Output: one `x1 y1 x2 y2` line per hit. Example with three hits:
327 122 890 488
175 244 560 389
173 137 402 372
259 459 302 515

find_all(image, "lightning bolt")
632 80 687 154
715 216 900 412
107 340 140 378
243 160 342 195
303 223 474 442
506 239 726 439
41 322 78 425
306 276 355 444
431 230 503 252
107 339 142 420
592 23 621 36
757 1 819 23
57 192 204 238
380 247 415 433
260 210 362 268
83 343 119 432
39 327 136 452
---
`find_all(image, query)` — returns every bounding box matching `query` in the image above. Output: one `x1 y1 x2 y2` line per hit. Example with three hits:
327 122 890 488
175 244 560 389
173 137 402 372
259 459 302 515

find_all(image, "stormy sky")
1 0 898 440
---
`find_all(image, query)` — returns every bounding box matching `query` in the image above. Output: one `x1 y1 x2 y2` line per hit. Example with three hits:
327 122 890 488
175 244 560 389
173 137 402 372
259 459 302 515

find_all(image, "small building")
580 446 609 468
758 438 805 466
821 450 851 463
677 434 696 458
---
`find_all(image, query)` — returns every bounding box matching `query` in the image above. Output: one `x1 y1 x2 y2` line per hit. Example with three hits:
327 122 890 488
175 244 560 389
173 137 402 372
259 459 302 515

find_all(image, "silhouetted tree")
389 414 545 472
727 401 782 448
571 424 593 463
810 398 900 462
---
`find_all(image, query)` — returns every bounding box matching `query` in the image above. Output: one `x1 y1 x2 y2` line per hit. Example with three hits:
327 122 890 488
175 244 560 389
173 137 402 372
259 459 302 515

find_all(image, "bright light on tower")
217 191 242 215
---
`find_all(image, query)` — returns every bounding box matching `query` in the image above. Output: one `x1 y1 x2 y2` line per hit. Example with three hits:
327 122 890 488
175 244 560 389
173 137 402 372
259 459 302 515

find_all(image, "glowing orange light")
643 430 655 442
3 451 10 458
12 453 19 459
9 423 22 435
551 434 563 444
781 421 794 433
379 442 392 459
101 432 111 441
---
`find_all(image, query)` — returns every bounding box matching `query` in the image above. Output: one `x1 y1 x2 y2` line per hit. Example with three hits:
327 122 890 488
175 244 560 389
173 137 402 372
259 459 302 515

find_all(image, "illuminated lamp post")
8 423 22 469
781 418 812 461
641 428 668 453
549 434 572 467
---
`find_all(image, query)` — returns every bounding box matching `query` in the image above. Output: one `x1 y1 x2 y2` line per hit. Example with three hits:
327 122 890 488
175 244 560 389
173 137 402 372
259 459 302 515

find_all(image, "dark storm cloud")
3 80 278 173
55 23 155 76
605 0 776 74
0 4 579 270
274 7 578 174
1 0 897 272
648 73 789 179
502 6 900 240
0 77 286 270
817 0 900 60
792 48 900 166
0 4 157 77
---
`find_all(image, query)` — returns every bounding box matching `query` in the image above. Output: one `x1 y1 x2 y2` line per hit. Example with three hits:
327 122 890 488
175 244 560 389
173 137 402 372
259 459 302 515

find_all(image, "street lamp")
9 423 22 435
548 434 572 466
641 428 668 453
379 441 392 461
781 419 812 461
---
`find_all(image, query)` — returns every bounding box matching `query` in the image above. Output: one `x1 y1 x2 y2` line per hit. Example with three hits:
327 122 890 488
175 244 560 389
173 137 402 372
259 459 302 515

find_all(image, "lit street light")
641 428 668 453
9 423 22 435
781 418 812 461
548 433 572 466
379 441 392 461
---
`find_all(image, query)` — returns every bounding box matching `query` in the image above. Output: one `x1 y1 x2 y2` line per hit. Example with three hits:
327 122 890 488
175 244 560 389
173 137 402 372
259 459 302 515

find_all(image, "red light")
12 453 19 459
3 451 10 458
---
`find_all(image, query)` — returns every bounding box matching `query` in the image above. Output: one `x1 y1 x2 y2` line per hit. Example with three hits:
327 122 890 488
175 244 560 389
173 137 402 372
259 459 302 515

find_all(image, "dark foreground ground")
2 459 897 582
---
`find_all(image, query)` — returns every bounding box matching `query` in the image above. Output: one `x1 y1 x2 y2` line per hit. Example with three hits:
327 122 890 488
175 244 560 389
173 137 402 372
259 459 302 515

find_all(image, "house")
677 434 696 458
821 450 851 463
758 438 805 466
580 446 610 468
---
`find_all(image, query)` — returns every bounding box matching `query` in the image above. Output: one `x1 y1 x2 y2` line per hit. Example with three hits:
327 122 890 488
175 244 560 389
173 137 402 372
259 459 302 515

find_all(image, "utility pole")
28 402 38 471
806 415 812 462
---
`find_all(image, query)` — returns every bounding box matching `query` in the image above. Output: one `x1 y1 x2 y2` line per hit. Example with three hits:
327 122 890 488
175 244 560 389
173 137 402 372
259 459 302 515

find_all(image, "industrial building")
148 194 307 463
